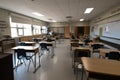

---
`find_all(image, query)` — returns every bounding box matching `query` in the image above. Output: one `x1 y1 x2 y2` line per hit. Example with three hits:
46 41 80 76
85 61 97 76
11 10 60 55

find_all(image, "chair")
106 51 120 60
70 43 79 51
40 43 49 54
33 38 39 43
25 43 33 46
47 38 54 42
84 38 90 45
16 49 26 67
91 44 103 53
71 43 79 47
19 42 26 46
71 39 79 42
73 49 91 80
16 49 34 71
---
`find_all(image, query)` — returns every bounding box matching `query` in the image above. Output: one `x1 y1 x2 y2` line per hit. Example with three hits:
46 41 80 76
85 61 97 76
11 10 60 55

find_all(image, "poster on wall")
105 26 109 32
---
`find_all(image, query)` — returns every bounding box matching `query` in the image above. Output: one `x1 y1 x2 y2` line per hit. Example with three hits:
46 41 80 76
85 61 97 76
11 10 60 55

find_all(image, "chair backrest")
74 49 91 63
19 42 26 46
84 38 90 45
74 49 91 58
47 38 53 42
40 43 48 50
16 49 26 59
33 38 38 42
108 51 120 60
25 43 33 46
91 44 103 50
71 39 79 42
71 43 79 47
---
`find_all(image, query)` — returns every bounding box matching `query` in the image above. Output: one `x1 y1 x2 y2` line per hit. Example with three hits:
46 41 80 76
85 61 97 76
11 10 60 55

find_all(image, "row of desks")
12 46 40 73
70 41 104 46
12 41 55 73
71 44 120 80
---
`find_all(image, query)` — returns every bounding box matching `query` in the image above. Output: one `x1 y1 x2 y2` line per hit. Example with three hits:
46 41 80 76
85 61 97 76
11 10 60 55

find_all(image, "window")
23 24 32 36
18 28 23 36
42 26 47 34
33 25 41 35
10 22 32 37
11 28 18 37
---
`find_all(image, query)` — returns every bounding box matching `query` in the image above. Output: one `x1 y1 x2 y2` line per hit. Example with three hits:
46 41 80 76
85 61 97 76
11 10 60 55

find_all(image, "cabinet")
0 39 15 53
64 27 70 38
0 53 14 80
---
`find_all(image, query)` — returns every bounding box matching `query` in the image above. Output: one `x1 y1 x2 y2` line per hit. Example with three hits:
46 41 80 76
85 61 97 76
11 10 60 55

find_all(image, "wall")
0 8 11 37
49 21 89 33
90 4 120 45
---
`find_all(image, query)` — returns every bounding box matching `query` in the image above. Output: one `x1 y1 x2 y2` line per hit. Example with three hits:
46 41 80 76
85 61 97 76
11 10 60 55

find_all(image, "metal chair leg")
27 60 31 72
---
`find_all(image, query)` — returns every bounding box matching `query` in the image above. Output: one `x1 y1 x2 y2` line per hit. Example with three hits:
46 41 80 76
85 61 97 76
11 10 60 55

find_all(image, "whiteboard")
50 27 65 34
102 21 120 39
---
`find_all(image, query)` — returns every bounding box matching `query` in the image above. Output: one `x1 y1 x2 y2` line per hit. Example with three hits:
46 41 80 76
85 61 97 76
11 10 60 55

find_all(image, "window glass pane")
33 25 41 35
10 22 17 27
11 28 18 37
42 26 47 34
18 29 23 35
18 23 23 28
39 26 41 34
23 24 32 36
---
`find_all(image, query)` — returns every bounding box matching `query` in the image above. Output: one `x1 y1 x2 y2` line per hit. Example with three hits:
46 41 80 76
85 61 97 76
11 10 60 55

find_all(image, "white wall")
49 21 89 34
90 5 120 44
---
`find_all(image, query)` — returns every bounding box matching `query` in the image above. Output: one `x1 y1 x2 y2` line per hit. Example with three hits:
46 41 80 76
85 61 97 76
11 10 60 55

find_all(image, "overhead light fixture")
80 19 84 21
52 20 57 22
84 8 94 14
32 12 44 16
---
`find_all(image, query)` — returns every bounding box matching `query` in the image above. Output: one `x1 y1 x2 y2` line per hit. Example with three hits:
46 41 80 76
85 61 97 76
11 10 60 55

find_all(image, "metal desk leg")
33 52 41 73
51 46 54 58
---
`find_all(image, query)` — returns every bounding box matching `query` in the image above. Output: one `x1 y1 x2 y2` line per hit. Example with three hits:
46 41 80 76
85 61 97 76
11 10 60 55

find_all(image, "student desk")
71 47 92 69
89 42 104 47
99 48 120 58
81 57 120 80
72 47 92 51
12 46 40 73
19 41 35 46
70 42 85 46
39 41 55 58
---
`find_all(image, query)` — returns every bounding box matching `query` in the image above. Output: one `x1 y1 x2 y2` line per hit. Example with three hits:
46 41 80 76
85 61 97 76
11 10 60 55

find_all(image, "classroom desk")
81 57 120 80
71 47 92 68
70 42 85 45
52 38 56 47
19 41 35 46
70 39 80 42
39 41 55 58
33 38 43 42
72 46 92 51
99 48 120 58
12 46 40 73
89 42 104 46
48 38 56 47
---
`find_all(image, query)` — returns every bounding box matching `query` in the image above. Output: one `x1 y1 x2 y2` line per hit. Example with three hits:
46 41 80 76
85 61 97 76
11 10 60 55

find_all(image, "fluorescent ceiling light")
84 8 94 14
32 12 44 16
52 20 57 22
80 19 84 21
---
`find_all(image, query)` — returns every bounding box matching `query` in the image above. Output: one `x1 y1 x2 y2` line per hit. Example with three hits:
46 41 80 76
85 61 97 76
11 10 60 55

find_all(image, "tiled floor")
14 39 76 80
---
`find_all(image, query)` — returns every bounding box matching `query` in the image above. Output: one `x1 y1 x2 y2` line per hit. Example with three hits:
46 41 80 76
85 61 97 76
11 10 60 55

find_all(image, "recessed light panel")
32 12 44 16
84 8 94 14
